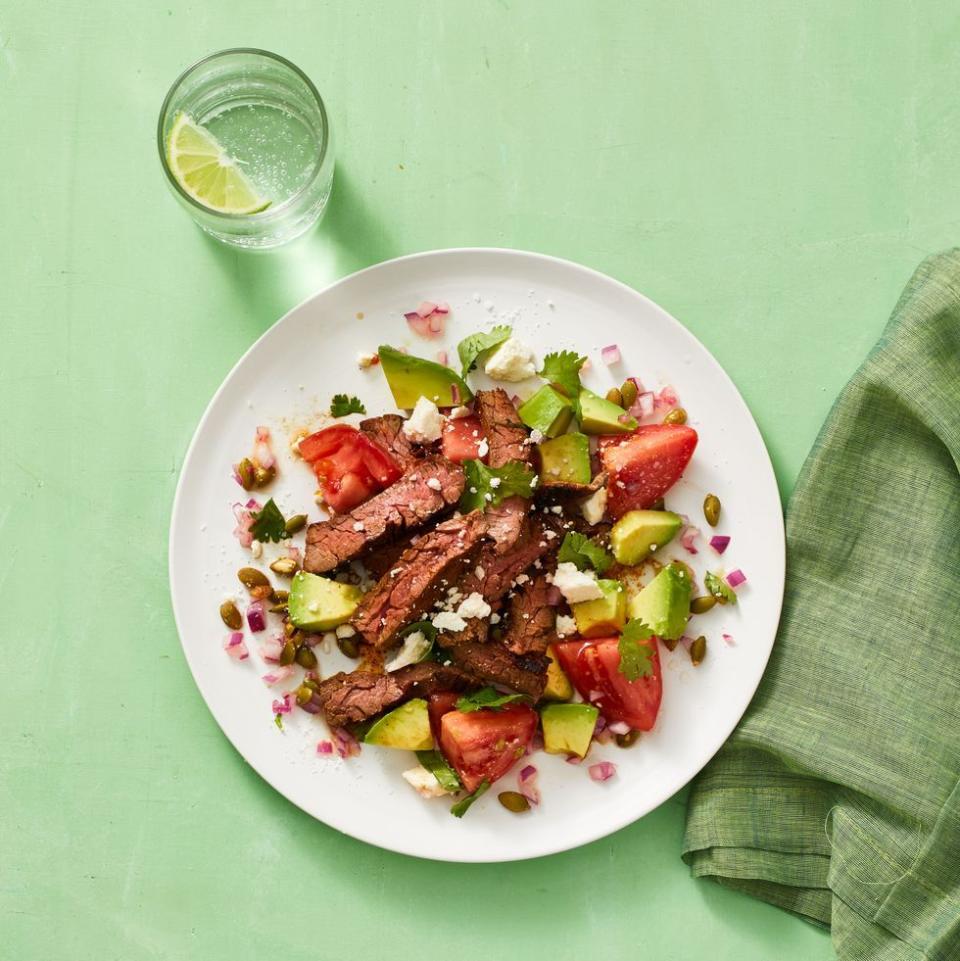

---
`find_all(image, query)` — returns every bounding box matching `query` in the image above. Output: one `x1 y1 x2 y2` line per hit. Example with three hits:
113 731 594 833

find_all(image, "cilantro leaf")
618 619 655 681
539 350 587 403
457 325 512 379
416 750 462 791
456 687 527 713
459 460 537 512
704 571 737 606
450 779 490 818
557 531 613 574
250 498 287 543
330 393 366 417
274 713 284 730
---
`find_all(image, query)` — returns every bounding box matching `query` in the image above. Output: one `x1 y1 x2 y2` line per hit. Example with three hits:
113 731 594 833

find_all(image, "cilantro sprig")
450 780 490 818
617 619 655 681
330 394 366 417
250 498 287 543
557 531 613 574
416 750 461 791
539 350 587 413
459 460 537 512
456 687 527 713
457 325 512 379
704 571 737 606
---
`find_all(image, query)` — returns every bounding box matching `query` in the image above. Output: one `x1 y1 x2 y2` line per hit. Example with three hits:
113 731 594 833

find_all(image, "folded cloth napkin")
683 251 960 961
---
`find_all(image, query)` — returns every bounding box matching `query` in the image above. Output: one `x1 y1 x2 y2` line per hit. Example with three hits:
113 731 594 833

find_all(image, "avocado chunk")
572 578 627 638
378 345 473 409
542 643 574 701
518 385 574 438
579 389 637 435
287 571 362 632
541 703 599 758
364 698 434 750
627 564 692 640
610 510 683 565
539 432 591 486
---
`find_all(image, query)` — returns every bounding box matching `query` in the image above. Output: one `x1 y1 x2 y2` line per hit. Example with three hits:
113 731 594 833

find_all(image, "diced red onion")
726 569 747 589
436 349 449 365
259 636 284 663
593 727 614 745
588 761 617 782
223 632 249 660
680 525 699 554
528 729 544 754
332 728 361 758
246 601 266 633
434 301 451 314
416 301 438 318
546 585 563 606
316 740 334 755
428 313 444 334
618 413 634 425
262 665 294 686
272 693 294 715
608 721 630 735
722 633 735 646
679 635 696 650
405 311 433 337
630 391 655 419
565 755 583 765
254 426 275 469
450 383 461 405
593 714 607 733
654 385 679 410
231 466 243 487
601 344 621 366
299 691 323 714
232 500 260 548
709 535 731 554
287 545 302 563
518 764 541 805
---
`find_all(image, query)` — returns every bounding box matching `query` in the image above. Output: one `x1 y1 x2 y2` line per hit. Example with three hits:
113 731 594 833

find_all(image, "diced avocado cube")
378 345 473 409
364 698 434 751
287 571 362 632
579 389 637 435
518 385 574 438
539 432 591 486
541 703 599 758
542 644 574 701
572 578 627 638
610 509 683 565
627 564 692 641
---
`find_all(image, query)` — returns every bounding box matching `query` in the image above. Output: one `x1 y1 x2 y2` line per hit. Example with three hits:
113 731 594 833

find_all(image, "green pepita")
615 729 641 748
279 641 297 666
219 600 242 630
337 636 360 659
689 635 707 666
497 791 530 813
253 464 276 487
605 387 623 407
236 458 256 491
620 379 638 409
295 644 318 669
269 556 299 576
237 567 270 591
663 407 687 425
689 594 717 615
703 493 721 527
284 513 308 535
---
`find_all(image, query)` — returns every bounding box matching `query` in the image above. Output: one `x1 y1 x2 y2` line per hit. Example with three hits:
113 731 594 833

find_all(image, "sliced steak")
475 388 531 468
360 532 417 580
316 662 475 729
352 511 487 649
359 414 420 471
443 642 548 699
304 456 464 573
465 514 560 603
501 573 557 655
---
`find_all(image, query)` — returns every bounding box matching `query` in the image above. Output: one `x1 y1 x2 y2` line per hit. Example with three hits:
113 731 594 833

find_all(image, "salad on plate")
219 303 746 817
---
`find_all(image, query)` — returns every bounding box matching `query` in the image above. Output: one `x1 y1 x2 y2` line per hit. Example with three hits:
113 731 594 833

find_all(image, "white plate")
169 248 784 862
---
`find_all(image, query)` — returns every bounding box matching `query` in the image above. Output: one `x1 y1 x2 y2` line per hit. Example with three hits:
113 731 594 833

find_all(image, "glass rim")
156 47 330 222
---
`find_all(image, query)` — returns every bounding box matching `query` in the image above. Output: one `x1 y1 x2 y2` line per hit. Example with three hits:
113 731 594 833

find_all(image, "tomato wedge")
600 424 698 519
439 704 538 793
428 691 460 744
299 424 402 513
553 637 662 731
441 415 486 463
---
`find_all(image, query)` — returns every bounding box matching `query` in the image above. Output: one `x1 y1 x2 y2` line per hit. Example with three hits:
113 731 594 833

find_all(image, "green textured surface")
3 1 957 958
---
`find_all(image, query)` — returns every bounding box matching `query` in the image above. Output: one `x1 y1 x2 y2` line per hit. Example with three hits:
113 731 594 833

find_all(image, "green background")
3 1 956 958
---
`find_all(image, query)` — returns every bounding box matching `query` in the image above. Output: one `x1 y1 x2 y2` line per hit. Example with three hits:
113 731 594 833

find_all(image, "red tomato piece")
299 425 402 513
553 637 662 731
600 425 698 519
428 692 460 744
441 415 486 463
439 704 538 793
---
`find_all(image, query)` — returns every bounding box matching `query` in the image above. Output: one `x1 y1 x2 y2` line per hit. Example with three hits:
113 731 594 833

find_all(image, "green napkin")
683 251 960 961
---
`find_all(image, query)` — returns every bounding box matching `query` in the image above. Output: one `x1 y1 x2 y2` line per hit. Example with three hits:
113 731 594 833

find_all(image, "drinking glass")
157 49 334 249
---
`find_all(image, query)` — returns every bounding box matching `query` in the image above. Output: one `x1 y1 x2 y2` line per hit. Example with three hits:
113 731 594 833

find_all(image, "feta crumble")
484 336 537 382
556 614 577 638
425 477 442 491
402 396 444 443
357 352 377 369
432 610 468 633
553 561 603 603
402 766 451 798
457 592 492 620
477 438 490 458
581 486 608 525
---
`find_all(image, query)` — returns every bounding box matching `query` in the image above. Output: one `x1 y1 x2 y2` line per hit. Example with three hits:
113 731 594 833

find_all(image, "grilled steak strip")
483 495 528 553
352 511 487 649
475 388 531 468
303 456 464 574
316 662 475 729
360 532 417 580
442 642 548 700
501 572 557 655
359 414 421 471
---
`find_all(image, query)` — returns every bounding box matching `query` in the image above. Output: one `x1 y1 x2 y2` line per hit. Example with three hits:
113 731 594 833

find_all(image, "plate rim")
168 246 785 862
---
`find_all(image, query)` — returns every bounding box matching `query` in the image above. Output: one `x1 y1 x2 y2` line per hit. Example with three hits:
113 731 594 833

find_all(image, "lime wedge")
165 112 270 215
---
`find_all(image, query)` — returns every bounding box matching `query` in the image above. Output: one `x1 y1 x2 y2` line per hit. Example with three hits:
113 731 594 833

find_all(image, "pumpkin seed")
337 636 360 659
661 635 680 652
237 567 270 590
295 684 315 706
269 556 299 576
650 497 665 511
497 791 530 813
703 493 721 527
663 407 687 425
279 641 297 666
295 645 318 669
253 464 276 487
620 379 638 408
283 620 297 638
284 513 308 535
689 635 707 666
615 729 641 748
219 600 242 630
605 387 623 407
236 458 256 491
690 594 717 615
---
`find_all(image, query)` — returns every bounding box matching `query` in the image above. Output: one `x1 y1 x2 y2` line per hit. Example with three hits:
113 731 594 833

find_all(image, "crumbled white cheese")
457 592 492 620
530 475 539 489
550 505 563 514
556 614 577 638
552 561 603 603
515 573 530 586
489 476 501 488
477 438 490 458
483 336 537 382
402 396 444 443
475 565 486 579
335 624 356 639
386 630 432 671
402 766 451 798
448 405 473 419
432 610 468 633
490 612 502 625
529 429 544 444
357 352 377 369
353 521 365 532
580 486 608 525
426 477 442 491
